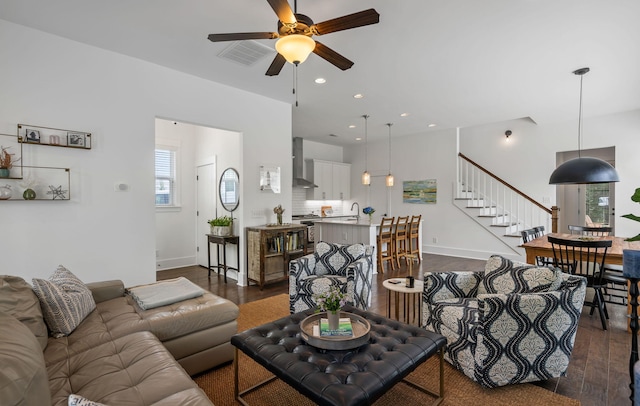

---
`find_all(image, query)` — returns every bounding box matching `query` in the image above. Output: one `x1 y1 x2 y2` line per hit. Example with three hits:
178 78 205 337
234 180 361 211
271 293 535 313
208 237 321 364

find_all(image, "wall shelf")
18 124 91 149
0 166 71 201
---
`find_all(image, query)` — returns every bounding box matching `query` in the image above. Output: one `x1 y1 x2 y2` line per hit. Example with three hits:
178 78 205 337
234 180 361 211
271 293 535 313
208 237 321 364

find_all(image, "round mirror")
219 168 240 212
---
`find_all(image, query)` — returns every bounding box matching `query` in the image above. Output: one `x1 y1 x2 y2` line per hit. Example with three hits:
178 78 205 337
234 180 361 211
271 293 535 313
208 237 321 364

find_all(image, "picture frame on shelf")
67 132 85 147
25 129 41 143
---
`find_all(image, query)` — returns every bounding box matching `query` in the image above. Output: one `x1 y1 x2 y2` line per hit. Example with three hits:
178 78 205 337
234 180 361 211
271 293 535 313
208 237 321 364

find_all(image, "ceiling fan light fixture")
275 34 315 65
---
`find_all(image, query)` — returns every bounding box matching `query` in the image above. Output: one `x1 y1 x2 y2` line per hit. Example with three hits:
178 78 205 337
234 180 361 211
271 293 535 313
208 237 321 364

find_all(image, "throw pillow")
0 275 49 350
479 255 562 295
32 266 96 338
314 242 366 276
68 394 106 406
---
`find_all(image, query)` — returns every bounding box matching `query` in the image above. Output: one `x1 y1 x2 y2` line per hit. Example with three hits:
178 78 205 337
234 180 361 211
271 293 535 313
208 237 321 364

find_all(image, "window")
155 148 177 206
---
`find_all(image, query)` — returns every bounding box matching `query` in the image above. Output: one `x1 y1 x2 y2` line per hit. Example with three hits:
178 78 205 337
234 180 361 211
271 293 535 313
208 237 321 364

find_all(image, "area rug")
194 294 580 406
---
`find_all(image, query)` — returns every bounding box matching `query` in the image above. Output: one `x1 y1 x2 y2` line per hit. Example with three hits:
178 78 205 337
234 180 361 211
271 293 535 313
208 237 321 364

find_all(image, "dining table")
521 233 640 266
522 233 640 332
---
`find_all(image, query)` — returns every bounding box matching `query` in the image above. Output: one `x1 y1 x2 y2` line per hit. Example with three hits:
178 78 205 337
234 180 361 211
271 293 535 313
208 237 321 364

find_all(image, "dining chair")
521 226 553 267
548 235 612 330
407 215 422 263
568 224 613 237
392 216 410 268
377 217 395 273
567 224 627 305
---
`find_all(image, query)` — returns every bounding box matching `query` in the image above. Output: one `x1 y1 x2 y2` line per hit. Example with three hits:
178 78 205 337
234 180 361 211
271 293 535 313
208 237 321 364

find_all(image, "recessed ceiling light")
355 137 362 141
314 78 326 84
428 123 437 128
353 93 364 99
348 124 356 128
400 113 410 117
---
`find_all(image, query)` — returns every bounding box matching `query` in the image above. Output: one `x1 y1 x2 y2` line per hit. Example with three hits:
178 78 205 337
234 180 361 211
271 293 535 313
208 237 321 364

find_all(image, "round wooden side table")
382 278 424 327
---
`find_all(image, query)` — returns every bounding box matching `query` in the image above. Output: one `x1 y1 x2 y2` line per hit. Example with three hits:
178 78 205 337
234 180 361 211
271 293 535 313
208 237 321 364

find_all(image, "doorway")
556 147 616 233
155 118 241 274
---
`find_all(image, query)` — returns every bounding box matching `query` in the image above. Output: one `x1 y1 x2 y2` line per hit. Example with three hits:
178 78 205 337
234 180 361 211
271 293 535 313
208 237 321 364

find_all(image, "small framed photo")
67 132 85 147
25 129 41 143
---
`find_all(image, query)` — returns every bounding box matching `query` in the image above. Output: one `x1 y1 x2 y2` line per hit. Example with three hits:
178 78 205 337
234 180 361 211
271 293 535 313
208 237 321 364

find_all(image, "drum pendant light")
362 115 371 185
549 68 620 184
385 123 394 187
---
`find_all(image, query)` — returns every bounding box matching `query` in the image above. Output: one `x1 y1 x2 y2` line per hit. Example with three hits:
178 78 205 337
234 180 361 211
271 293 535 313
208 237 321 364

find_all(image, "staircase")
455 153 553 259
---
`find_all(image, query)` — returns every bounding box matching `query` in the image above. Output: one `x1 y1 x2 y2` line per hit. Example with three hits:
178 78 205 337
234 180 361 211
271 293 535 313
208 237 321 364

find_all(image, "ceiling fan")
207 0 379 76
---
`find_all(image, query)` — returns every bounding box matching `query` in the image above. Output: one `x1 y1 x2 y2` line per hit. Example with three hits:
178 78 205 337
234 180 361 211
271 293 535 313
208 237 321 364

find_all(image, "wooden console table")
207 234 240 283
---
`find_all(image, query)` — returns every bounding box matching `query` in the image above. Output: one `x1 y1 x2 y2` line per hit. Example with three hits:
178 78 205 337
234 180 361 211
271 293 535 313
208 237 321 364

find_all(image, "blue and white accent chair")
423 255 587 388
289 241 374 314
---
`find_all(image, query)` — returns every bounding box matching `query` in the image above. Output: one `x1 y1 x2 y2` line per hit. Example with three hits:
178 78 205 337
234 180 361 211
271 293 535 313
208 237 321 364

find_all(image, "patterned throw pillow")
68 394 106 406
32 266 96 338
314 242 366 276
478 255 562 295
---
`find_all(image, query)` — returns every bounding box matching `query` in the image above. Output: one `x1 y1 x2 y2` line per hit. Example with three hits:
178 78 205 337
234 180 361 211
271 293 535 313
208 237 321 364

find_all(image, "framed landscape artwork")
403 179 437 204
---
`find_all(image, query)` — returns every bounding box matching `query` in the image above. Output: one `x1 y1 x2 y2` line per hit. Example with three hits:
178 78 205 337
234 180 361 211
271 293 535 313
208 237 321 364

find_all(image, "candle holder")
623 249 640 404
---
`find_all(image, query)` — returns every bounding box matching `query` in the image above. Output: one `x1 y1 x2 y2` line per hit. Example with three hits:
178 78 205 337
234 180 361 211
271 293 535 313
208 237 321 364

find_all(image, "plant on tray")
315 286 347 314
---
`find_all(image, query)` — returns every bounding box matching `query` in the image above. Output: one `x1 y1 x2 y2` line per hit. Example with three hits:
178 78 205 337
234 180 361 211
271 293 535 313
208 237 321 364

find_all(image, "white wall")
345 109 640 261
0 20 291 286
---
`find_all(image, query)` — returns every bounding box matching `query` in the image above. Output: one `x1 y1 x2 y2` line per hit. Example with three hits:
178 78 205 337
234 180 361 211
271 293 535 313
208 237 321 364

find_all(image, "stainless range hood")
292 137 318 188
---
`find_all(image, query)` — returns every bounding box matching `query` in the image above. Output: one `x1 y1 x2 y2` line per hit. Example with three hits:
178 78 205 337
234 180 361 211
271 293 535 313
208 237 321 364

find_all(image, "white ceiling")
2 0 640 145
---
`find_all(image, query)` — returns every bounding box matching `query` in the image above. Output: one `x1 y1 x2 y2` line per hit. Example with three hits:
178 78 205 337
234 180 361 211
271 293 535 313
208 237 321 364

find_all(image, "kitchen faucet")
350 202 360 218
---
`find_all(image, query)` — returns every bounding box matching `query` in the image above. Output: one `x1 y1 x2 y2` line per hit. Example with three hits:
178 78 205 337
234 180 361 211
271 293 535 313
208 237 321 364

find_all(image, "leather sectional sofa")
0 274 239 405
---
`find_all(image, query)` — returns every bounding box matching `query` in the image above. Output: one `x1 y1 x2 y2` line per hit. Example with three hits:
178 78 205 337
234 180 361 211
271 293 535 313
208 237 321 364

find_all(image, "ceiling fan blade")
266 53 287 76
208 32 277 42
313 41 354 71
313 9 380 35
267 0 296 25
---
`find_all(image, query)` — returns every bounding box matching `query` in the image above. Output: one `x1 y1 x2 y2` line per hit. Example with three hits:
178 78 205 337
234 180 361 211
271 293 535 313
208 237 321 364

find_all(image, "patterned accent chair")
289 241 374 314
423 255 587 388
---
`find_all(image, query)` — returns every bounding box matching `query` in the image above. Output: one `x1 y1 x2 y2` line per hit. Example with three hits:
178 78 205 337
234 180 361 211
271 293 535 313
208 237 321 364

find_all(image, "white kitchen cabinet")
306 159 351 200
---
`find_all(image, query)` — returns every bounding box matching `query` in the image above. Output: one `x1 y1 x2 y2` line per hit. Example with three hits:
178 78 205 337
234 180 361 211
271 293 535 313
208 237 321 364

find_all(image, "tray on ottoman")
299 312 370 350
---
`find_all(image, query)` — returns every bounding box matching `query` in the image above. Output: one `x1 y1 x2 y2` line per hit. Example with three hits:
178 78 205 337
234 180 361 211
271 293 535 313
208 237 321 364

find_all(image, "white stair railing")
457 153 552 235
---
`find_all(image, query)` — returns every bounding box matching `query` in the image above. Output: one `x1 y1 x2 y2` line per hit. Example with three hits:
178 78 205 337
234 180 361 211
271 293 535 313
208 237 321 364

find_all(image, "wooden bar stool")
393 216 410 268
377 217 395 273
407 215 422 264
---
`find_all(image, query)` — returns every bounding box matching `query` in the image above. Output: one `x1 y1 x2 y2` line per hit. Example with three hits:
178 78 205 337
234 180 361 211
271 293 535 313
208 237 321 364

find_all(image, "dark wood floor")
158 254 632 405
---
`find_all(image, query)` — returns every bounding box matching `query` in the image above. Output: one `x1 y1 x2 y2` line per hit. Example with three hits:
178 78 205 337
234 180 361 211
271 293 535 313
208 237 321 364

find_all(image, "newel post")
551 206 559 233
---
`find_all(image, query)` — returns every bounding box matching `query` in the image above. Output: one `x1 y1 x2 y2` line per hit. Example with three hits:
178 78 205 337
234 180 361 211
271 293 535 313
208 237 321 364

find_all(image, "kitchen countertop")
314 218 379 227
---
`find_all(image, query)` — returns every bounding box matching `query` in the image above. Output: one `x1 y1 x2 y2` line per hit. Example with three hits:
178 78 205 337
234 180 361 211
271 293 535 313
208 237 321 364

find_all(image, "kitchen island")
314 217 423 274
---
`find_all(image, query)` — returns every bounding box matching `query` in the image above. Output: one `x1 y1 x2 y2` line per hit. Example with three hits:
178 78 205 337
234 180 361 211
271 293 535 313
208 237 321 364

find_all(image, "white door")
197 163 216 267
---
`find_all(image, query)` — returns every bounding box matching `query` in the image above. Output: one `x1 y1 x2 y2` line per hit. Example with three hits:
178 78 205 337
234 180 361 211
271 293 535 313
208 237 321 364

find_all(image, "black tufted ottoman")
231 305 446 406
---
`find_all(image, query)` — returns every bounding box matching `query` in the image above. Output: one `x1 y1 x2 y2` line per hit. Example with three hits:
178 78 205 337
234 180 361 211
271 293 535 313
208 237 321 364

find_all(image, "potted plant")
622 188 640 241
0 146 19 178
208 216 234 236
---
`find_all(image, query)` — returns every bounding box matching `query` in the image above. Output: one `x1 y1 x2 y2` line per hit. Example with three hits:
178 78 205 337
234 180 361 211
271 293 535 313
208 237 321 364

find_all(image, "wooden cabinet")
306 159 351 200
246 225 308 289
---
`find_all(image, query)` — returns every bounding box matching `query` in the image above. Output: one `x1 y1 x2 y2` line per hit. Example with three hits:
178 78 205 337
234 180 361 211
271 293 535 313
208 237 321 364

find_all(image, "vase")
368 213 373 223
277 213 283 225
327 310 340 331
0 184 12 200
0 168 10 178
23 188 36 200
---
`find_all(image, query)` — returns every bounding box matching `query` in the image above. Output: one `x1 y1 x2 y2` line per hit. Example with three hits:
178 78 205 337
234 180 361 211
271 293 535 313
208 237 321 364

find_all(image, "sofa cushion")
0 275 49 350
0 311 51 406
32 266 96 338
47 331 213 406
478 255 562 296
314 242 366 276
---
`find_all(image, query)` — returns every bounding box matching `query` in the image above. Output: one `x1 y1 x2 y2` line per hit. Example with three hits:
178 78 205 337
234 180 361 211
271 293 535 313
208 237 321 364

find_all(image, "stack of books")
313 317 353 337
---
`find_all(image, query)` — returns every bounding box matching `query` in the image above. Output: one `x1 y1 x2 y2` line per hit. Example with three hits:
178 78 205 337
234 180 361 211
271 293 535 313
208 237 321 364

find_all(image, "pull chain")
293 63 299 107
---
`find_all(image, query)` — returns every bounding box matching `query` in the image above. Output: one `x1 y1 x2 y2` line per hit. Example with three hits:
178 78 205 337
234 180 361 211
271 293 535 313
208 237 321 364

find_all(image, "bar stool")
377 217 395 273
393 216 410 268
407 215 422 264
